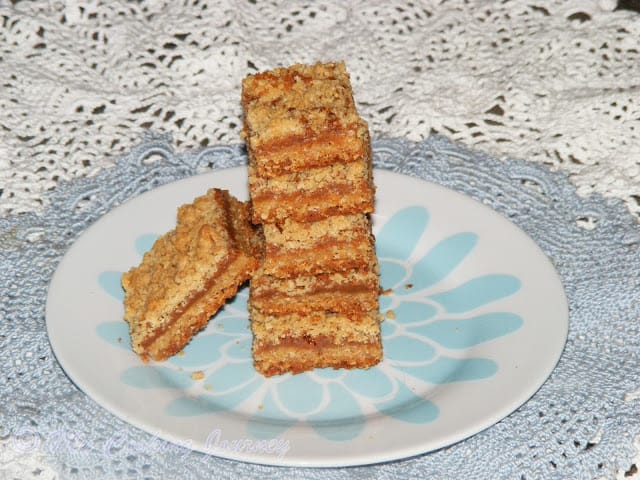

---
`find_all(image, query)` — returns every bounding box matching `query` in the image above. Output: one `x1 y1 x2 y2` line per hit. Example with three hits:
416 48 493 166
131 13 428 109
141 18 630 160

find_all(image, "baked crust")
250 309 383 377
250 267 380 316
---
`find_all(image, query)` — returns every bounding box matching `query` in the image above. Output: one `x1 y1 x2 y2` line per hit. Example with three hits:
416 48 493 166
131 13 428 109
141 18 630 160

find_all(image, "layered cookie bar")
250 237 380 375
242 61 375 224
260 214 376 278
122 188 264 362
250 267 379 316
247 157 374 224
242 61 369 177
250 308 383 377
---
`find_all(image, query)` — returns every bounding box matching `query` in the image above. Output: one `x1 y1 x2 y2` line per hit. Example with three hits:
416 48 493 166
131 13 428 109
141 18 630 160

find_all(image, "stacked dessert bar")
242 62 382 376
122 189 264 362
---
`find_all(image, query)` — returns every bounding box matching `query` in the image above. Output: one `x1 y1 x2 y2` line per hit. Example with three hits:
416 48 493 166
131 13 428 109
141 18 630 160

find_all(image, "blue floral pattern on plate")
96 206 523 441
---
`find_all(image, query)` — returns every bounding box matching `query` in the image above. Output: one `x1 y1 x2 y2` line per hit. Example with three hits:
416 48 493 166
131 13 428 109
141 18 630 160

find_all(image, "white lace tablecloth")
2 1 640 479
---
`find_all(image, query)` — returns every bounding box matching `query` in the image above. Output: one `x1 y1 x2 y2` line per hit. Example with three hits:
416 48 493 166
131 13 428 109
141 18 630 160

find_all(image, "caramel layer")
143 275 251 361
248 122 367 178
251 183 374 224
138 252 238 355
262 242 375 278
254 334 379 350
250 269 379 315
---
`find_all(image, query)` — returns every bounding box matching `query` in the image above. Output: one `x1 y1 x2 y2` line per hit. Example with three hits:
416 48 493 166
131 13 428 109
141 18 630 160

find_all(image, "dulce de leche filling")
137 251 239 352
250 125 366 178
253 335 381 352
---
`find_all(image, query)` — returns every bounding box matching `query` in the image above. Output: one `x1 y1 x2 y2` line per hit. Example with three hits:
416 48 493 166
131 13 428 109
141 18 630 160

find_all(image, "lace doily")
1 0 640 218
2 135 640 479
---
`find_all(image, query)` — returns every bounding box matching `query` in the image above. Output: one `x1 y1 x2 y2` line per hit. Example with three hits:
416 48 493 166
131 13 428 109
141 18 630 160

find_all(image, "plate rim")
46 166 569 467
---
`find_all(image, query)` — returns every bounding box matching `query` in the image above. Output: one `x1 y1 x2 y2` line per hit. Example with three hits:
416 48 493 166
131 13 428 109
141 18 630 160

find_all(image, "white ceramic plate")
46 167 568 467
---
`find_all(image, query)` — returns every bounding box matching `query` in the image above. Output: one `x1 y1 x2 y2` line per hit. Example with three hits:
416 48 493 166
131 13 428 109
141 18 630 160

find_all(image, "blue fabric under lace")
2 134 640 479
